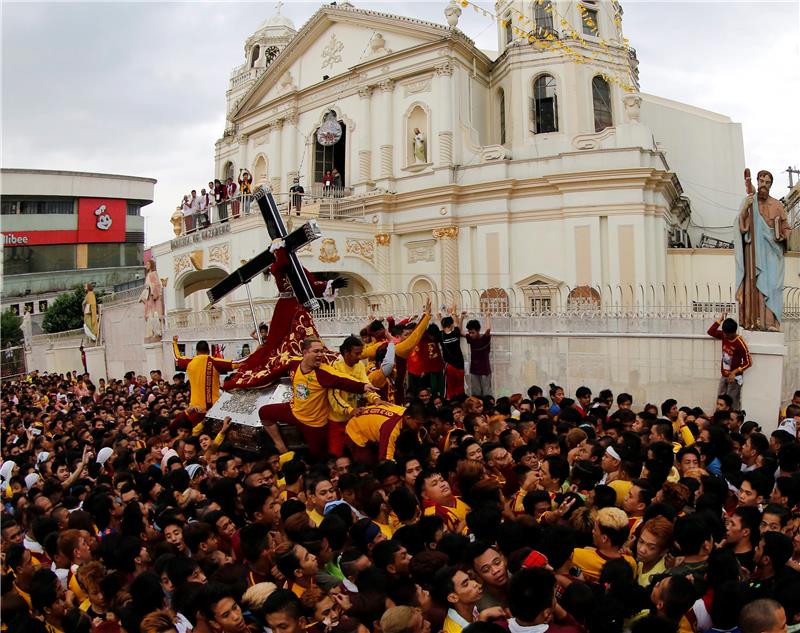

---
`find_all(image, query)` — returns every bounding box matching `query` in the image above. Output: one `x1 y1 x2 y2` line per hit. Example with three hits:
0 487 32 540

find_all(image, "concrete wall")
0 169 156 202
25 305 800 424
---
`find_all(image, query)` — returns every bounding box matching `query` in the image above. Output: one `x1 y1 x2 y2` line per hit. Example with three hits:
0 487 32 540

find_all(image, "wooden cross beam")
206 188 322 307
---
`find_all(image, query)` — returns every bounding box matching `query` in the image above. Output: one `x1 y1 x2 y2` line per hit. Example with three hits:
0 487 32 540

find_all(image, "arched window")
480 288 509 315
531 74 558 134
533 0 554 37
592 76 613 132
498 89 506 144
223 161 235 182
250 45 260 68
503 14 513 45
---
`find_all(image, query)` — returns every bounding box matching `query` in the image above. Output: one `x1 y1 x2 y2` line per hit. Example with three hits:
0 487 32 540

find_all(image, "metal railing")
164 285 800 332
30 327 84 345
175 186 365 237
102 285 146 307
1 345 26 380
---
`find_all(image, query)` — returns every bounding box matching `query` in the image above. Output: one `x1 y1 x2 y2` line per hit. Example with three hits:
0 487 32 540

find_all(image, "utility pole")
787 166 800 188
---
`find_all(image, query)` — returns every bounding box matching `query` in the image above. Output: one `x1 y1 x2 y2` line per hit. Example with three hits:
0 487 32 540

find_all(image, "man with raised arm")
173 336 240 413
360 299 432 404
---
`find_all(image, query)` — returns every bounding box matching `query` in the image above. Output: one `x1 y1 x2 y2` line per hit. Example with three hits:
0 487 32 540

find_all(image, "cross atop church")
275 0 283 16
206 188 322 310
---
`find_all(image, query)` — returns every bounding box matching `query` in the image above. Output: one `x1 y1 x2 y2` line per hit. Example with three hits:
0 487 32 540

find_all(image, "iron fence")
165 285 800 331
1 345 26 380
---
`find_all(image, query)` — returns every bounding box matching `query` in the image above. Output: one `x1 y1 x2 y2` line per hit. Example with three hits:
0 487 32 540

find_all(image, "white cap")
25 473 41 490
96 447 114 465
777 418 797 437
186 464 204 480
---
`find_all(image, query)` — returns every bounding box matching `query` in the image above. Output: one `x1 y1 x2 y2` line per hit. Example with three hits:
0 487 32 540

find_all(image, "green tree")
42 286 86 334
1 309 23 347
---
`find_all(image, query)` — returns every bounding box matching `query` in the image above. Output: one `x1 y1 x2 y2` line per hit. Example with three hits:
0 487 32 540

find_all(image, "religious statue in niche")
141 259 165 343
413 127 427 163
734 168 791 331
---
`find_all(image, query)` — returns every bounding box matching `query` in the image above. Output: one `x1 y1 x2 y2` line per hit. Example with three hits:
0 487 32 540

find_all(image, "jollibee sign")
1 198 126 246
77 198 125 243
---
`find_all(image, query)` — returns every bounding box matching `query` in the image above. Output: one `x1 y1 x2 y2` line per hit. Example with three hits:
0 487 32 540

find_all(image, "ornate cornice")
432 226 459 239
434 60 455 76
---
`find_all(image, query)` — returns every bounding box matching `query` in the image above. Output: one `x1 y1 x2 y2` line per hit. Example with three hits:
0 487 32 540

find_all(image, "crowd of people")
178 170 253 233
2 306 800 633
176 165 349 232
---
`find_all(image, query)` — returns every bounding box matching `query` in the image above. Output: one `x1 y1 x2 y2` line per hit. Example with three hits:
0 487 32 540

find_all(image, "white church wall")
640 93 745 242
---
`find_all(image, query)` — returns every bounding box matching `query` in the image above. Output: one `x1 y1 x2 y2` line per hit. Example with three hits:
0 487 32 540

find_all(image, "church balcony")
229 66 264 91
170 190 366 248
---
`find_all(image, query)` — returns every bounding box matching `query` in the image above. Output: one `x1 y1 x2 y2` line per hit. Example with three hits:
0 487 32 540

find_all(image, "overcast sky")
2 1 798 247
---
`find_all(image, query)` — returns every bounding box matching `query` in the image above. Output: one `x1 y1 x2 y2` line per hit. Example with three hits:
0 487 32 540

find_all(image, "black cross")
206 188 322 309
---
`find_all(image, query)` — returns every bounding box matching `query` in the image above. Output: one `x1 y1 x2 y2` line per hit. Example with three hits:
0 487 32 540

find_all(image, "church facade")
152 1 752 316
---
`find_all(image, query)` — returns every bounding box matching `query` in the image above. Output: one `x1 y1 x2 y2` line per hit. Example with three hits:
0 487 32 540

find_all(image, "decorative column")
432 226 460 293
434 60 455 167
374 233 392 293
237 134 249 174
377 79 394 179
284 113 299 188
358 86 373 184
272 119 285 193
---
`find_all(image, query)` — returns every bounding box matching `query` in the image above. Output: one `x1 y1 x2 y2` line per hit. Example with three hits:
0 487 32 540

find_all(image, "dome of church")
259 13 296 32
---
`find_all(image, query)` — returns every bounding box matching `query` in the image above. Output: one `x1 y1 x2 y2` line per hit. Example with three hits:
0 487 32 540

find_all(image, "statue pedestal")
144 342 167 377
740 330 785 432
84 345 108 381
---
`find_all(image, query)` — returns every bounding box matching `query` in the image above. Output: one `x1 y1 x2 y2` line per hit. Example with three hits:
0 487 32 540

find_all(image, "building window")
3 200 76 214
480 288 509 315
692 301 735 314
3 244 77 275
1 201 19 215
592 75 613 132
504 14 513 44
250 44 260 68
88 243 122 269
530 296 552 314
127 202 144 216
582 6 599 36
533 1 555 36
314 120 346 185
122 243 144 267
532 74 559 134
498 89 506 144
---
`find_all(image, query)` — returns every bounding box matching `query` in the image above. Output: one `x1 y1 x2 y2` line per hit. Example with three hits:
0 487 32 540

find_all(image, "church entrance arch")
175 267 229 312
